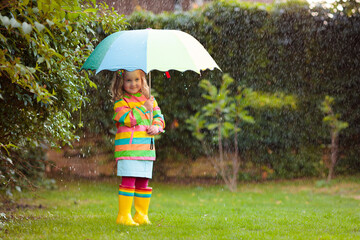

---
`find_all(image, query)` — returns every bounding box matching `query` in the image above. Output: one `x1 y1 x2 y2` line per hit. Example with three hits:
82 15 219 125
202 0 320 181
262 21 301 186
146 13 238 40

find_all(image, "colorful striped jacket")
113 92 165 161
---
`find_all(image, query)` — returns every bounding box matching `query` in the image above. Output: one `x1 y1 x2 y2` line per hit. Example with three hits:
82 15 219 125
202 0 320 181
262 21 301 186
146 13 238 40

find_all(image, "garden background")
1 0 359 193
1 0 359 238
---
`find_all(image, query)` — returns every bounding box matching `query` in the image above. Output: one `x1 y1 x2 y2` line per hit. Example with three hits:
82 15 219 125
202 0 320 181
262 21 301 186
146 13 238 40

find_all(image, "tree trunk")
218 119 224 173
231 122 240 191
218 121 230 186
327 131 339 182
215 115 237 189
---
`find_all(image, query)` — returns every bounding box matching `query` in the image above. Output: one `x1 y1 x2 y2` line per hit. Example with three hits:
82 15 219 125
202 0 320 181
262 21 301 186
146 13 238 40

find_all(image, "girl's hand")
147 125 159 135
143 96 154 111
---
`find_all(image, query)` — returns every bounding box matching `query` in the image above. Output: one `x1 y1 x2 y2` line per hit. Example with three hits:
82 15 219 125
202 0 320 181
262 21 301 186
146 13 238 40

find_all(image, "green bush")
0 0 126 194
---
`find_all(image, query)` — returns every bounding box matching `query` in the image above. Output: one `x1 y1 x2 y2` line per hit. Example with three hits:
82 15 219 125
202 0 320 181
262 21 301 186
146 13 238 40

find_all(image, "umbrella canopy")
80 29 221 74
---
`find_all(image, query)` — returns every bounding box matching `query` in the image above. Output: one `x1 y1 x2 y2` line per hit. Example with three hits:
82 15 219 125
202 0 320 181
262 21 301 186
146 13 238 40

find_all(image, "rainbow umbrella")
81 29 221 76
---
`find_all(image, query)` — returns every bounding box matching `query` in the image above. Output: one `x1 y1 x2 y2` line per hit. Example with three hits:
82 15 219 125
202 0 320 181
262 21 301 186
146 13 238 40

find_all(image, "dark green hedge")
84 0 360 178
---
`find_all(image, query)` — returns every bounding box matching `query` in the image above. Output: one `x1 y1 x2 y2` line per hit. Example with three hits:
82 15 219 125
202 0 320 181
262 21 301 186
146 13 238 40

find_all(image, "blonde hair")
110 70 150 102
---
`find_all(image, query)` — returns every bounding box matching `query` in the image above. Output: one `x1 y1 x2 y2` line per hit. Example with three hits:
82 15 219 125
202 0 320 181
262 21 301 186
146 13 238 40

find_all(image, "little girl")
111 69 165 226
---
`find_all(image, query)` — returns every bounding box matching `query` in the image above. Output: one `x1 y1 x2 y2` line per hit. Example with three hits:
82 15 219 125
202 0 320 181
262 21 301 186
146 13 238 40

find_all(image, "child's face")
123 70 142 95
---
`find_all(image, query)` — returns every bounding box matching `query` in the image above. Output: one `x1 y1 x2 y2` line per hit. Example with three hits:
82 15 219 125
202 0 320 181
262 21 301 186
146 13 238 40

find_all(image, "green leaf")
88 80 97 89
0 33 7 43
241 115 255 124
194 132 205 141
338 121 348 130
207 123 218 130
37 57 45 64
84 8 98 13
323 116 333 123
224 121 234 130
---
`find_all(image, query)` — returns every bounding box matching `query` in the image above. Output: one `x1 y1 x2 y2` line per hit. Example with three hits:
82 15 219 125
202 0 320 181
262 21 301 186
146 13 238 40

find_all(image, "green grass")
1 177 360 240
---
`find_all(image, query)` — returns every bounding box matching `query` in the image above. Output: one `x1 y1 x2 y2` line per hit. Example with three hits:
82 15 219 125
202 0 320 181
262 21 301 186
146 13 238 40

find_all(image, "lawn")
1 177 360 240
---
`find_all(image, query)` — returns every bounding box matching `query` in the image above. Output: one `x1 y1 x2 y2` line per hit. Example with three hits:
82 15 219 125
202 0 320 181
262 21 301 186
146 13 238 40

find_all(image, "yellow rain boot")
116 185 139 226
133 187 152 225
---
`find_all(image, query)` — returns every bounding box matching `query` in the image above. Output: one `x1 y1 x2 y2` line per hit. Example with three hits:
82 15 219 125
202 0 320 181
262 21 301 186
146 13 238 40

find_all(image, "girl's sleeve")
152 98 165 133
113 99 148 127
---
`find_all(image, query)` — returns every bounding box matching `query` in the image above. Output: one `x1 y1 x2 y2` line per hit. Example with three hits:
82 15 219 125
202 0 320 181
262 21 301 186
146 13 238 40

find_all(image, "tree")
187 74 296 191
320 96 348 182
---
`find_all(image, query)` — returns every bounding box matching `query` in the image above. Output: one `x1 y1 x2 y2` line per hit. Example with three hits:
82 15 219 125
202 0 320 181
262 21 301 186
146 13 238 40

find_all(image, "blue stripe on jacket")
115 138 152 145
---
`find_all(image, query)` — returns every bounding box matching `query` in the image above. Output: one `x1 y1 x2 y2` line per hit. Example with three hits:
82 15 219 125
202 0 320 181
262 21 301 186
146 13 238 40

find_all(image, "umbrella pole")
148 71 154 150
149 71 151 97
149 71 153 122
